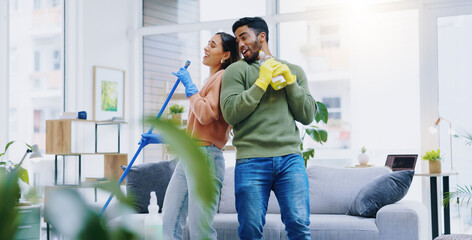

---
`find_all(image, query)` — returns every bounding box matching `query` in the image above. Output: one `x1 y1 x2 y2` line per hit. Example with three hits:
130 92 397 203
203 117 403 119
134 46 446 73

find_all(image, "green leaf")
147 118 216 209
306 128 328 144
25 143 32 150
4 141 15 153
318 129 328 143
302 148 314 167
314 101 328 124
444 185 472 208
17 167 29 184
0 170 21 239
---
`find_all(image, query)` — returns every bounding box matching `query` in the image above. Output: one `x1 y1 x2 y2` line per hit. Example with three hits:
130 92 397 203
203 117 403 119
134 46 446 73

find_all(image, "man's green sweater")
220 58 317 159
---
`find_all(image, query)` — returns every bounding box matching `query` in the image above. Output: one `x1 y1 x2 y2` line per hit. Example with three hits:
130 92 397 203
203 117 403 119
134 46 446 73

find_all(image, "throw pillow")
347 170 414 217
121 159 177 213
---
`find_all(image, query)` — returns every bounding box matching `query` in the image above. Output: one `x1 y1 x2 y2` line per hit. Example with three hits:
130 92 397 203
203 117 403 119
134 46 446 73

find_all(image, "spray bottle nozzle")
150 191 157 205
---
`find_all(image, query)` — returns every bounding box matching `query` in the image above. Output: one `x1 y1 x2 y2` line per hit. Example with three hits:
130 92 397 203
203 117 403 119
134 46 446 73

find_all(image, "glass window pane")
279 0 406 14
9 0 64 153
437 13 472 234
143 0 265 26
279 10 420 170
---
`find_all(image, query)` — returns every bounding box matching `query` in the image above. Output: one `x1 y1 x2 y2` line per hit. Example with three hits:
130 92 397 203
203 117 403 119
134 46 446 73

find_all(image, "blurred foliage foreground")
0 119 216 240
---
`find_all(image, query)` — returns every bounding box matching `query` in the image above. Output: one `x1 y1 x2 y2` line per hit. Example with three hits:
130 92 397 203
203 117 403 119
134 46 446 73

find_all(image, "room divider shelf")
46 119 128 185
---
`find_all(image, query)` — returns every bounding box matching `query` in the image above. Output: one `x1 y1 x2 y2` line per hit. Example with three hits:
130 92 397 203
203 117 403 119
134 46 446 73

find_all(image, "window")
10 0 18 12
140 0 421 171
278 0 406 14
34 110 42 133
323 97 341 120
53 50 60 70
34 51 40 71
279 10 420 163
34 0 41 9
437 13 472 234
8 0 64 150
143 0 265 27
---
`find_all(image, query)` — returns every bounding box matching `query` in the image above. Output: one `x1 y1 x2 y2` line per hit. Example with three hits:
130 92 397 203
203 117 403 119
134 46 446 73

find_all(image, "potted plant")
169 104 184 124
0 141 32 240
300 101 328 167
422 149 442 174
0 141 31 196
358 146 369 166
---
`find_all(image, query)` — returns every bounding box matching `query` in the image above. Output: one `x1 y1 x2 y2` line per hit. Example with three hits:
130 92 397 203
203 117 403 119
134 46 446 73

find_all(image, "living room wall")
64 0 141 179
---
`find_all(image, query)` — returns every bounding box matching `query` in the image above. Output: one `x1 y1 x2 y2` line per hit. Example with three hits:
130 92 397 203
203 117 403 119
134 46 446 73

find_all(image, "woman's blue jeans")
162 145 225 240
235 153 311 240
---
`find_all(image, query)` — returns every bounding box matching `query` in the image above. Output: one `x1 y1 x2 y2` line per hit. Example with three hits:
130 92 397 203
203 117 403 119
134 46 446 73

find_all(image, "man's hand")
272 63 296 85
172 68 198 98
139 133 163 147
255 58 278 91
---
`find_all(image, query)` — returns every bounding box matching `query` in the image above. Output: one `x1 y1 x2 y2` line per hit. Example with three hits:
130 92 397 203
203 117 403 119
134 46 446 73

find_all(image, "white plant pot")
358 153 369 166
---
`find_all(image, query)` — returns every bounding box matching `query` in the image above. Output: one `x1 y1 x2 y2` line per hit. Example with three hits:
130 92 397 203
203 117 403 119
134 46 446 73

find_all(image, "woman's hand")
172 68 198 98
139 133 163 147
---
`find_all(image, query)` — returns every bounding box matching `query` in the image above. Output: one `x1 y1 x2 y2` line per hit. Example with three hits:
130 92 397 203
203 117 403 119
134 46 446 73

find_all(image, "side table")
415 172 458 239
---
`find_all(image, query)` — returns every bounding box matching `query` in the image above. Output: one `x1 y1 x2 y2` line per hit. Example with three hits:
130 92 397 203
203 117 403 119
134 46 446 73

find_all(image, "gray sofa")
110 164 430 240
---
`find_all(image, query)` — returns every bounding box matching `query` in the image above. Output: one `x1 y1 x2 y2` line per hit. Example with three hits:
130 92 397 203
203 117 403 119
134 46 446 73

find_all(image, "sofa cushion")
308 165 391 214
347 170 414 217
121 160 177 213
219 167 280 214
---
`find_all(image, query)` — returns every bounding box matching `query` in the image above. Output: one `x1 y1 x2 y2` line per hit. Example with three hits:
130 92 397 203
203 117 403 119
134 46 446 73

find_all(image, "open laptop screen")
385 154 418 171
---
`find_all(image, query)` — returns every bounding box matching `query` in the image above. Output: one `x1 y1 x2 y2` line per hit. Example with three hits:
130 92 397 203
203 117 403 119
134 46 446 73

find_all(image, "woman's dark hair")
232 17 269 42
217 32 240 70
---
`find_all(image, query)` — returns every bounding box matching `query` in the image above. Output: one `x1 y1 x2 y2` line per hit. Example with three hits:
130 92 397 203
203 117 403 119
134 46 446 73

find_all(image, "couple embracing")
141 16 316 240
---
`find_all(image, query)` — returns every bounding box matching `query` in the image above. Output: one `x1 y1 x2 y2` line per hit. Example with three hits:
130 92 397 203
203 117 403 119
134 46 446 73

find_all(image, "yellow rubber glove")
272 63 296 86
270 62 287 90
255 58 277 91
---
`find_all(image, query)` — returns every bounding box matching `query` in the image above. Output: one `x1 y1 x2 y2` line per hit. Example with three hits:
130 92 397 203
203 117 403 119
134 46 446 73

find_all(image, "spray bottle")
259 51 287 90
145 191 162 240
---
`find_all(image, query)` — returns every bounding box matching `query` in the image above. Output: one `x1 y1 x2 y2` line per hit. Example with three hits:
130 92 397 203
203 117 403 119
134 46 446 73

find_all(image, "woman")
140 32 240 239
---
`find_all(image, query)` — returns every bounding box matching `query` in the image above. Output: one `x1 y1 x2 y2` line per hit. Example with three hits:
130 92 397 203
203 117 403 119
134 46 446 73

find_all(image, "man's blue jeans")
235 153 311 240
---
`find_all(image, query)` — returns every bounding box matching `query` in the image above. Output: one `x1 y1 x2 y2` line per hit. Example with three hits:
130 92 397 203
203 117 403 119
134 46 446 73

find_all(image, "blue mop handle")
147 60 191 134
100 60 191 216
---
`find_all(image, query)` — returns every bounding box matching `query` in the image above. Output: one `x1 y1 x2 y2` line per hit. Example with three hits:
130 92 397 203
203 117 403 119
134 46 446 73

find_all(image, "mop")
100 60 191 216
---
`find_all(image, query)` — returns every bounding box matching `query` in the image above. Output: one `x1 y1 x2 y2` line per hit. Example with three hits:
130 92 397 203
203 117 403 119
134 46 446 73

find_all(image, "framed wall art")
93 66 125 121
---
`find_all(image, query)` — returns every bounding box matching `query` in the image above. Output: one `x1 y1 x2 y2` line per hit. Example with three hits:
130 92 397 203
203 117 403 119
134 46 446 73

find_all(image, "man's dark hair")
232 17 269 42
216 32 241 69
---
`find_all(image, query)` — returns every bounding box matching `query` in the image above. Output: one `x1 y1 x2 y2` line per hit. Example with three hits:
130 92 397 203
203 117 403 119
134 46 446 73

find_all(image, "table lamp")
15 144 43 169
429 117 454 172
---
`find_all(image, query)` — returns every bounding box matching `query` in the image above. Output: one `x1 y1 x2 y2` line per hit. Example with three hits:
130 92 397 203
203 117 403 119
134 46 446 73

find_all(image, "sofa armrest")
376 200 430 240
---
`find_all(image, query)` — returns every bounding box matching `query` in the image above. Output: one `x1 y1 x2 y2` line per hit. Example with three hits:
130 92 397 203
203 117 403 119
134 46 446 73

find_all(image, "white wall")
65 0 141 179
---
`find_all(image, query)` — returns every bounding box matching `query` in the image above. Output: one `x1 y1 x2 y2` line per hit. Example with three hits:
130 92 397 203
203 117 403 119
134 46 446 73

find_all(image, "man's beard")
243 50 260 64
243 41 262 64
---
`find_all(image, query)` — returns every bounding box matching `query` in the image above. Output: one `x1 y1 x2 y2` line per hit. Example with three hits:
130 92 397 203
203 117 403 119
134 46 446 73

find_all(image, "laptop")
385 154 418 171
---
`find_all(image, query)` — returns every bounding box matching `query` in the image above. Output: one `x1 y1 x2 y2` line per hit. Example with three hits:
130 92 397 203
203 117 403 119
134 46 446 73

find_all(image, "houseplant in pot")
358 146 369 166
169 104 184 124
300 101 328 167
422 149 442 174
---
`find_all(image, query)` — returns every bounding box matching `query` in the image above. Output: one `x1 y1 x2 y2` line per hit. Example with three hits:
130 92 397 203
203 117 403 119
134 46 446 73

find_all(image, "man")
220 17 316 240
